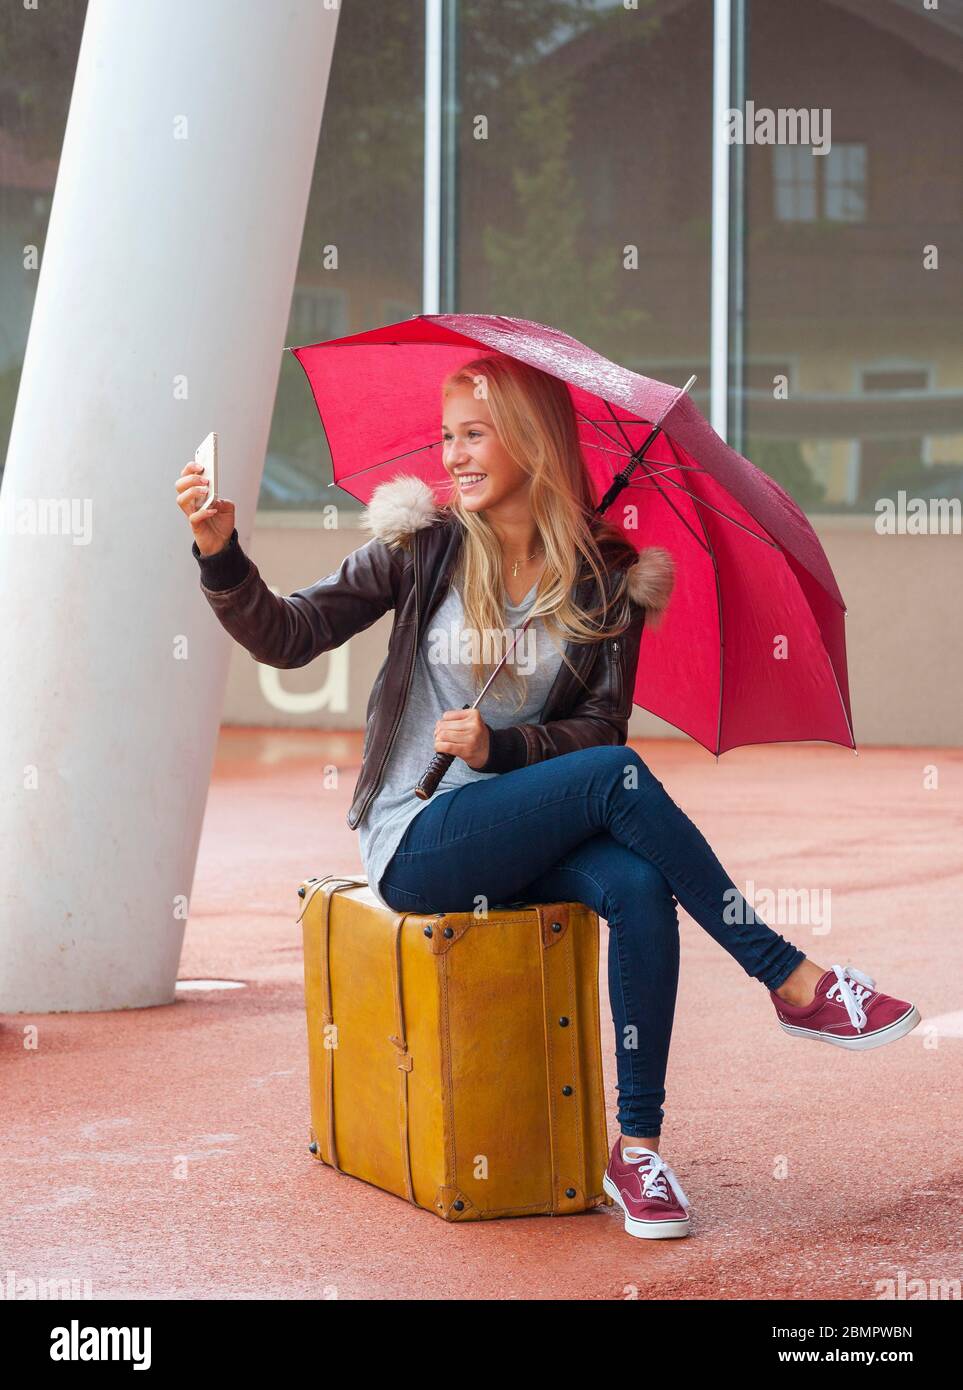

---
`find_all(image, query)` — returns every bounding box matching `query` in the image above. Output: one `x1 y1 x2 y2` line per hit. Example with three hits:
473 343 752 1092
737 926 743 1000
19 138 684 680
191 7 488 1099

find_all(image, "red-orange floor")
3 730 961 1300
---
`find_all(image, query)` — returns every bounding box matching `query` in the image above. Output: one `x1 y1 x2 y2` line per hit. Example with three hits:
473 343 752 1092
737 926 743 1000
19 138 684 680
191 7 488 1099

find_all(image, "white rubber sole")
778 1003 921 1051
602 1172 691 1239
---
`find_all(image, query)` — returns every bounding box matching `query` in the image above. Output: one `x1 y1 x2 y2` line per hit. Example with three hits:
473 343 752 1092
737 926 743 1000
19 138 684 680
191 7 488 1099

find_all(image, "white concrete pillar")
0 0 339 1011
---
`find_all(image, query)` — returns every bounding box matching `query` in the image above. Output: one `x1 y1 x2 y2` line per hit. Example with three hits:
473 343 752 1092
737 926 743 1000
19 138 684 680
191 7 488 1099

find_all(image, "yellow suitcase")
297 873 612 1222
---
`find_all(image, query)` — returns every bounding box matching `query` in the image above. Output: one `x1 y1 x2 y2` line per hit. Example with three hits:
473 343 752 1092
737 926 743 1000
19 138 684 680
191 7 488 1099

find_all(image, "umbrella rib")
630 474 781 548
598 400 779 549
629 468 714 553
578 414 707 464
622 460 708 481
580 432 708 473
574 409 632 469
327 438 443 485
825 652 858 751
576 410 657 463
575 408 676 463
598 402 712 554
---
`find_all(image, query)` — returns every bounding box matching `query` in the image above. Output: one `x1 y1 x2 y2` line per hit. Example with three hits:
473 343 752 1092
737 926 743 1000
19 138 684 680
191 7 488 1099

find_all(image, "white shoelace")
622 1147 690 1210
825 963 876 1030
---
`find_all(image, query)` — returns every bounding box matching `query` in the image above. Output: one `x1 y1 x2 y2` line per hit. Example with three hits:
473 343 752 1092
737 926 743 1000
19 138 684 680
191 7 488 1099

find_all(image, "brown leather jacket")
192 476 674 832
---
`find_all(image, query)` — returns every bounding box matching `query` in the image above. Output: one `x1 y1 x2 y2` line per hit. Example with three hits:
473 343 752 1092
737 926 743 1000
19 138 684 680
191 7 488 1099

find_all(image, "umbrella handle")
414 702 471 800
413 750 455 800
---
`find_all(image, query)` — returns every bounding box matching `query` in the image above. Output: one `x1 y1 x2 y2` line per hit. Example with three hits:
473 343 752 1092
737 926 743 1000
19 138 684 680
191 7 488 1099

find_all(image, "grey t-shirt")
359 575 565 908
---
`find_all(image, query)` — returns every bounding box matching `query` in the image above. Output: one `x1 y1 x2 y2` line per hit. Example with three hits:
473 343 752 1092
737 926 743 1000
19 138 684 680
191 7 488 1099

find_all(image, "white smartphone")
193 430 218 511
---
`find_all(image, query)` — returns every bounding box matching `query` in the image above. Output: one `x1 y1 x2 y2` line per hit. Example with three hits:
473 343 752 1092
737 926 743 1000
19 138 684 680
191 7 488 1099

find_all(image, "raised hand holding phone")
174 431 235 556
193 430 218 510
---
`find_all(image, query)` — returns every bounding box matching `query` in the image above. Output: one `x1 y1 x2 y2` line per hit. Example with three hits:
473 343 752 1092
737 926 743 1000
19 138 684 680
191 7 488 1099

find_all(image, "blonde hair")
441 353 637 713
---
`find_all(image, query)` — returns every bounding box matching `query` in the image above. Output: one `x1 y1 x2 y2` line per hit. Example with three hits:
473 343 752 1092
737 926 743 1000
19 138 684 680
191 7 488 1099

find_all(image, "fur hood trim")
359 473 674 624
359 474 441 549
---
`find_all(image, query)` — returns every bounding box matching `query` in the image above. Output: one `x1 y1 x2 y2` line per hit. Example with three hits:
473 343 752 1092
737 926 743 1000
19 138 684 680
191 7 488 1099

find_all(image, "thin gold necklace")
509 545 543 579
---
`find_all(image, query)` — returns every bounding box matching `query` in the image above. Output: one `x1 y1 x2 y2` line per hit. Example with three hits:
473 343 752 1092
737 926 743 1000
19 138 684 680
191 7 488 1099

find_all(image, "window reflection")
262 0 424 510
743 0 963 512
0 0 88 476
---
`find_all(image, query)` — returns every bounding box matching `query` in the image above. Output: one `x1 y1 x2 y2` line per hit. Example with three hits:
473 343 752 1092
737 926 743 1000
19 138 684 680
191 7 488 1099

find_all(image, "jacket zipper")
355 531 422 825
611 637 622 706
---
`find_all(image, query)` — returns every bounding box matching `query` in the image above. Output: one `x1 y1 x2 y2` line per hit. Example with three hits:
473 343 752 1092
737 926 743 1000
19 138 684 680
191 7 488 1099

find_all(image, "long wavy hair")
441 353 638 713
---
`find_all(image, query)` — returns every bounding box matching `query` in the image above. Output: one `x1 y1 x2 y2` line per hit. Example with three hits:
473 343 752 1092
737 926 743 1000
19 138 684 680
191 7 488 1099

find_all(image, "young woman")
176 353 920 1242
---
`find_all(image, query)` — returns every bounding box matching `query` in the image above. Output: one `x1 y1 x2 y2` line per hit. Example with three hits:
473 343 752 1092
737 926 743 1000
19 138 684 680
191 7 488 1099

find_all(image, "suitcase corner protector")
434 1185 474 1220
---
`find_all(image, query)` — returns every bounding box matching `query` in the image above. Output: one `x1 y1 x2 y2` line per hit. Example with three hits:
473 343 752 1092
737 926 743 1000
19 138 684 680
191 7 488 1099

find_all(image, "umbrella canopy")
288 313 854 756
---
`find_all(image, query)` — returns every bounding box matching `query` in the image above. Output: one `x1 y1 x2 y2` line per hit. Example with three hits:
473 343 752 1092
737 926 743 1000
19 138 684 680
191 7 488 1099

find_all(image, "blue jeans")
378 744 806 1138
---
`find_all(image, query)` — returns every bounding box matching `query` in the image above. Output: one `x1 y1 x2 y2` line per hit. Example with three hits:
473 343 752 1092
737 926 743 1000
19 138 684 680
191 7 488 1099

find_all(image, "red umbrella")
287 313 855 758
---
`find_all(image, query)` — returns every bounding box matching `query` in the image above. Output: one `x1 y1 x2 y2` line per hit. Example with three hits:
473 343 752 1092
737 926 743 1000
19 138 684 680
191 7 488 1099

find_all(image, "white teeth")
458 475 486 485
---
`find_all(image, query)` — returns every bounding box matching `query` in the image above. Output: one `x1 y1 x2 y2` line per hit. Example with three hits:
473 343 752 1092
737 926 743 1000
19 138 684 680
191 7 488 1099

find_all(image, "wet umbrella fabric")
288 314 854 755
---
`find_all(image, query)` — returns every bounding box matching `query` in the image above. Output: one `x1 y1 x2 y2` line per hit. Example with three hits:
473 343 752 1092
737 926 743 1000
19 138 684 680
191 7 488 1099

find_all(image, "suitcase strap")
535 904 591 1212
314 876 367 1175
312 874 418 1207
387 914 417 1206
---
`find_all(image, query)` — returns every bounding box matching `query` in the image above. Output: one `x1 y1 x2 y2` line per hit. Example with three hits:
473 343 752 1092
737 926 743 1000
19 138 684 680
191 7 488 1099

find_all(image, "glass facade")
738 0 963 512
0 0 88 468
263 0 425 508
1 0 960 516
453 0 713 409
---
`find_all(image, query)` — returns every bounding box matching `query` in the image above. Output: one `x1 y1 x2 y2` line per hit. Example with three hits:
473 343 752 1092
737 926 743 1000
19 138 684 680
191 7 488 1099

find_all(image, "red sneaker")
602 1139 691 1239
771 963 920 1050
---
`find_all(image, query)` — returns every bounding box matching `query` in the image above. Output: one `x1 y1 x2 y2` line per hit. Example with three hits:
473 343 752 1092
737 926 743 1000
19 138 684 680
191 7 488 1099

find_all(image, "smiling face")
441 382 531 513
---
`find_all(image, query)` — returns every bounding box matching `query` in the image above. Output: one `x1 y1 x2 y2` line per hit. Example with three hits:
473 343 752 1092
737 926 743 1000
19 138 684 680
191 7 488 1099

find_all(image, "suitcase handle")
296 873 368 923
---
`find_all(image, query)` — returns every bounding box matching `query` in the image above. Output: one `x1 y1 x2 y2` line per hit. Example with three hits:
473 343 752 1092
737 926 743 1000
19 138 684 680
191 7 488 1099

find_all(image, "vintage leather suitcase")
298 873 612 1222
